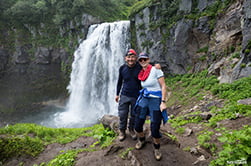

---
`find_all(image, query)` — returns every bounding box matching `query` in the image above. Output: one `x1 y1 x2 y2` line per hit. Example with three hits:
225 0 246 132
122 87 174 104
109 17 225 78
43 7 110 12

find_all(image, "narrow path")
3 126 201 166
75 131 198 166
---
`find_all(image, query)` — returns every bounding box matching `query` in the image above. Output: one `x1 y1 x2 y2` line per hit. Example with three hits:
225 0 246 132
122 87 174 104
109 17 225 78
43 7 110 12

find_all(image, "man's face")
125 54 137 67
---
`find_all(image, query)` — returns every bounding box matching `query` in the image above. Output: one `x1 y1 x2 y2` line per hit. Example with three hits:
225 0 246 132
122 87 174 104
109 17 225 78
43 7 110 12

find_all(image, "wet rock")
35 47 51 64
238 98 251 105
200 112 212 120
0 48 9 74
14 45 31 64
190 147 199 155
104 144 123 156
184 128 193 137
193 155 206 165
201 101 222 112
100 114 119 133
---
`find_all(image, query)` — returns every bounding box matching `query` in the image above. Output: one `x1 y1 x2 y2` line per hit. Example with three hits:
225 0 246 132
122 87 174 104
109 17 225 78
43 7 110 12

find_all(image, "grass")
165 70 251 166
166 70 219 108
0 123 116 164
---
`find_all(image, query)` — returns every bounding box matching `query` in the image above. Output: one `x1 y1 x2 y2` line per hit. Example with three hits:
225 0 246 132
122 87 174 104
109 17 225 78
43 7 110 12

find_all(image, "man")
115 49 141 141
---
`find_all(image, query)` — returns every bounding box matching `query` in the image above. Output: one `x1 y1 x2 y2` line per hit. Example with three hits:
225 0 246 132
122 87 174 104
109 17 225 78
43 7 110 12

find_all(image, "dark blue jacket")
116 62 142 98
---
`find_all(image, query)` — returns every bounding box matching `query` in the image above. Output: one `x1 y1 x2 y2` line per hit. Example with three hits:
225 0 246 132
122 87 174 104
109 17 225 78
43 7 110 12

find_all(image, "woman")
134 52 167 161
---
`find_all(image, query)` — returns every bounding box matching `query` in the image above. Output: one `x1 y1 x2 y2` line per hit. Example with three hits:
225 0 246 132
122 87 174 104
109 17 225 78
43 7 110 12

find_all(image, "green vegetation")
0 0 140 59
231 52 240 59
166 70 251 166
166 70 219 107
185 0 235 20
175 127 185 134
1 0 137 26
211 76 251 103
119 147 134 159
164 132 177 142
170 112 203 128
197 46 209 53
85 124 116 148
0 123 116 164
41 149 83 166
197 130 216 152
244 39 251 55
212 126 251 166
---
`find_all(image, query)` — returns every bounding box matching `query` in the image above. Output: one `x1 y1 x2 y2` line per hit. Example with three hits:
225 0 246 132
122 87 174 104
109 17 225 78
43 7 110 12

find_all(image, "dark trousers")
118 95 136 131
134 97 162 138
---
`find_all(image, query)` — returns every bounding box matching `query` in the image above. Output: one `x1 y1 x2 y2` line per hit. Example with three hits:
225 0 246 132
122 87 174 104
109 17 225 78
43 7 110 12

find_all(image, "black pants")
118 95 136 131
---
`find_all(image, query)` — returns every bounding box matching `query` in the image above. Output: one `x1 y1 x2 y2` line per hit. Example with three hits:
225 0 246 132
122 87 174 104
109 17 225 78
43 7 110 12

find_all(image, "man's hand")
115 96 120 103
154 63 161 69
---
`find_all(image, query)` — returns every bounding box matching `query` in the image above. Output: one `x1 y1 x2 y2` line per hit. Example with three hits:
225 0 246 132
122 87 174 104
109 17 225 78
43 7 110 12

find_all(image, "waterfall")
53 21 130 128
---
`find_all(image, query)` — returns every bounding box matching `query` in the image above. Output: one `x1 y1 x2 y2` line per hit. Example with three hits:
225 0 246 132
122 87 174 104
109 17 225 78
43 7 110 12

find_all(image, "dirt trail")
4 129 200 166
4 116 214 166
75 131 198 166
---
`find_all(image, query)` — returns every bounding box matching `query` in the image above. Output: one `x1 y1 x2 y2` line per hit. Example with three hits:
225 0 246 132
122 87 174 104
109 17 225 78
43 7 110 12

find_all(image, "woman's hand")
160 102 167 112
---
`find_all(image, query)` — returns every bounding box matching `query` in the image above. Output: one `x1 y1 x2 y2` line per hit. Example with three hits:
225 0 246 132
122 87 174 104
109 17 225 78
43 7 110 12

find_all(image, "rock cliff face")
0 48 9 77
0 13 102 114
0 14 101 78
132 0 251 83
0 0 250 83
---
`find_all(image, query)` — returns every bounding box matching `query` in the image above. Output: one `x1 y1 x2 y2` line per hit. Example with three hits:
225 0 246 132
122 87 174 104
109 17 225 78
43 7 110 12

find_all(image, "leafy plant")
164 132 177 142
175 127 185 134
169 114 203 128
231 52 240 59
44 149 82 166
197 46 209 53
211 76 251 102
83 124 116 148
119 147 134 159
197 130 214 149
210 125 251 166
0 136 44 163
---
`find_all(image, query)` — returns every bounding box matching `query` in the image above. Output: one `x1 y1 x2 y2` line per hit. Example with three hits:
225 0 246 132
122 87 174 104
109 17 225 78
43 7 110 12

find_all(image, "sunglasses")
139 58 148 62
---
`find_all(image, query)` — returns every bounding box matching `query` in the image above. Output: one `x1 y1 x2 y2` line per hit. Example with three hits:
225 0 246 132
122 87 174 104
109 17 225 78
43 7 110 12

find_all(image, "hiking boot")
154 149 162 161
118 130 126 141
135 140 146 150
129 129 137 140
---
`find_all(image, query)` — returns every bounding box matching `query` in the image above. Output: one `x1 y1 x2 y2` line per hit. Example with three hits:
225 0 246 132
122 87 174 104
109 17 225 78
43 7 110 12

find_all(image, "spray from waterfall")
52 21 130 128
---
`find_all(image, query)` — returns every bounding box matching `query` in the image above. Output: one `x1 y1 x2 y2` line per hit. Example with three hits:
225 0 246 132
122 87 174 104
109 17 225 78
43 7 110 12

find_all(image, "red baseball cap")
126 49 137 56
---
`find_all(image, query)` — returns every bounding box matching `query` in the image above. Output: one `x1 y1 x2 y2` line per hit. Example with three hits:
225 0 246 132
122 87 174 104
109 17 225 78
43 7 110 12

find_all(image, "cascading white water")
53 21 130 128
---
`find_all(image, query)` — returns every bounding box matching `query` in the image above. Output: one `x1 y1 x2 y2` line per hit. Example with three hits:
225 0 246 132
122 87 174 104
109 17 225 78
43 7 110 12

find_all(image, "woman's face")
139 58 150 68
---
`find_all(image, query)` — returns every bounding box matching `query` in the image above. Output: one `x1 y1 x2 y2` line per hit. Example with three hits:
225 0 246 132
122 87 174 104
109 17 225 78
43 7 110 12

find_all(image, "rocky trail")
4 122 209 166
